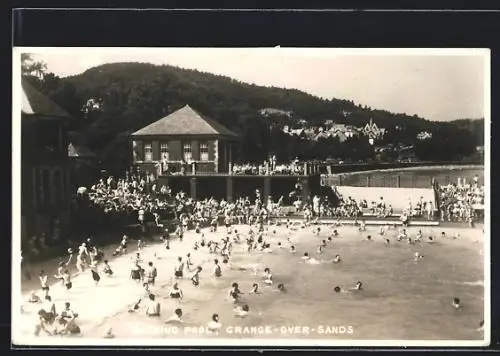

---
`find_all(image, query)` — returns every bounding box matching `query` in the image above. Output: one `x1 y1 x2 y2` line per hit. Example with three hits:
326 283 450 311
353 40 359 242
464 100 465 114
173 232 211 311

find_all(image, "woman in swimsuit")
169 283 183 300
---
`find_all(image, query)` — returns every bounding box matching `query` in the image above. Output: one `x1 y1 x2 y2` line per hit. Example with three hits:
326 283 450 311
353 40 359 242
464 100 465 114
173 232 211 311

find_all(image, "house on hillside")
21 78 72 244
362 118 386 144
417 131 433 140
131 105 239 175
289 128 306 138
259 108 293 118
332 131 348 143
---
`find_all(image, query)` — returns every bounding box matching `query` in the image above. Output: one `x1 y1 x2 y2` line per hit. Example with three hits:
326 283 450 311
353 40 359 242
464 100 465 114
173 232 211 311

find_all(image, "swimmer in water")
321 239 327 247
333 254 341 263
166 308 183 324
407 238 414 245
104 327 115 339
366 235 372 241
477 320 484 332
191 266 202 286
103 260 113 276
414 252 424 262
317 245 323 254
228 282 243 303
290 245 296 254
379 226 385 236
384 238 390 246
207 313 222 334
454 233 460 240
234 304 250 318
277 242 283 249
277 283 287 292
169 283 184 301
327 236 332 243
249 283 260 294
301 252 310 260
332 229 339 237
351 281 363 291
452 297 461 310
416 230 423 241
263 268 273 285
427 236 435 243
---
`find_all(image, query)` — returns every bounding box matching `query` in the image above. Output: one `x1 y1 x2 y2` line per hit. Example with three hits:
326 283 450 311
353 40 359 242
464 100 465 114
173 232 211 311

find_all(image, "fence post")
226 176 233 203
366 176 371 187
192 162 196 175
264 177 271 206
190 177 197 200
397 175 401 188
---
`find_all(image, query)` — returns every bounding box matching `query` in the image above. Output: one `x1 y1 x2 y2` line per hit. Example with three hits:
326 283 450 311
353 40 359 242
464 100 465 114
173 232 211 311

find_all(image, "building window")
160 143 169 161
144 143 153 162
183 142 192 162
199 142 209 161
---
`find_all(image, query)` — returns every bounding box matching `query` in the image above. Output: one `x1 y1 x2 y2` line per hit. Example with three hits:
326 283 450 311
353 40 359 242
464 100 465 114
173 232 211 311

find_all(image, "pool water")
15 224 484 343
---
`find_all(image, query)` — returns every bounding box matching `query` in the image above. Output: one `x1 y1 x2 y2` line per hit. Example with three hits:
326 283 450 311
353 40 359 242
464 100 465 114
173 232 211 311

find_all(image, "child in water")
234 304 250 318
103 260 113 276
191 266 202 286
263 268 273 285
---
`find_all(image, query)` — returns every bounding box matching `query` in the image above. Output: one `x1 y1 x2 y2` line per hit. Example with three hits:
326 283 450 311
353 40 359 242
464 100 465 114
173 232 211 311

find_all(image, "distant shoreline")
325 164 484 176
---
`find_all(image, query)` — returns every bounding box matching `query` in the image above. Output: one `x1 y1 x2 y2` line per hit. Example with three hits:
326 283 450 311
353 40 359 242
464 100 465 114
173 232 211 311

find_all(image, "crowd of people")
232 157 306 176
438 175 484 224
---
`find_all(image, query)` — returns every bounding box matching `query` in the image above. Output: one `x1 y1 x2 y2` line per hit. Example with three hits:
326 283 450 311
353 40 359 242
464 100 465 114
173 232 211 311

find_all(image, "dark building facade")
20 78 72 245
131 105 238 175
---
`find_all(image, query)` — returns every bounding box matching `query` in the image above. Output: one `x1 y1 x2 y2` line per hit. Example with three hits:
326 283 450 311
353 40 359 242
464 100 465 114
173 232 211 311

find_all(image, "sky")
27 48 488 122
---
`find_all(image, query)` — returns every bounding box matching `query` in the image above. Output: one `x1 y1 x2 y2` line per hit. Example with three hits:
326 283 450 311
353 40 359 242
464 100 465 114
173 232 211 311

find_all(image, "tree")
21 53 47 79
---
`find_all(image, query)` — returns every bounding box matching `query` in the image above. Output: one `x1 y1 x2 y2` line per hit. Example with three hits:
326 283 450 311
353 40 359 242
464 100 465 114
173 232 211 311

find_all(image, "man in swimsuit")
145 262 157 286
174 257 184 279
145 294 161 317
